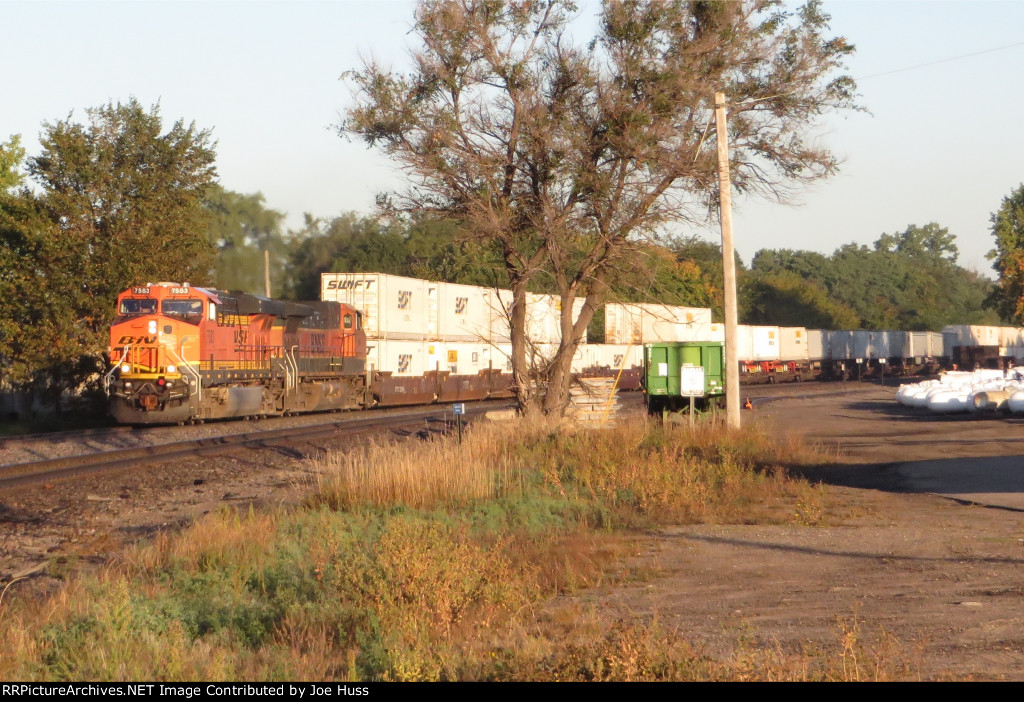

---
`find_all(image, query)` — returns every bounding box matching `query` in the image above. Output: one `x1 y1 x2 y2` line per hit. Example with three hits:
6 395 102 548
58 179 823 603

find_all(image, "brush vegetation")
0 417 917 681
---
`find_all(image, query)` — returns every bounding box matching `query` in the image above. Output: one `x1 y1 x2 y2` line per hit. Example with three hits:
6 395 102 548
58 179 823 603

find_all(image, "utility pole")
264 249 271 298
715 91 741 429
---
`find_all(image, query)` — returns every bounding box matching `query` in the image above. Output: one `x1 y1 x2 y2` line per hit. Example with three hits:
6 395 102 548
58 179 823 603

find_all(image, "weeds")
0 414 919 680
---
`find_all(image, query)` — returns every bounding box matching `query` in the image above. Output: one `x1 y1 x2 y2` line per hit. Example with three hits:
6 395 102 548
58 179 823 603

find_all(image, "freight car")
104 283 513 424
643 341 726 414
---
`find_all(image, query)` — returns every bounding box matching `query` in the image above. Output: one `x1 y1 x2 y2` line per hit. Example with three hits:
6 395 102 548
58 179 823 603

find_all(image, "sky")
3 0 1023 274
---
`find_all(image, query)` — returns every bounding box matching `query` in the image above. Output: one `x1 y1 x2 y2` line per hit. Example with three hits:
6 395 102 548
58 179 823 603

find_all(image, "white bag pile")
896 369 1024 413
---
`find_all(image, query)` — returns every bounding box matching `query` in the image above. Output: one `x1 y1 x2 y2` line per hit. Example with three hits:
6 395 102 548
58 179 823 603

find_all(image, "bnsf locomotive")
106 283 371 424
105 282 515 425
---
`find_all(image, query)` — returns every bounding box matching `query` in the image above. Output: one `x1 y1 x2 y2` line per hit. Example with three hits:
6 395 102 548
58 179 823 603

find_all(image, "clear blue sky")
3 0 1023 274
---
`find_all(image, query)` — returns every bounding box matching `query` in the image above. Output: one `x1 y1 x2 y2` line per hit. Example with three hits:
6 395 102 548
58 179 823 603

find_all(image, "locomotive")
105 282 518 425
106 283 371 424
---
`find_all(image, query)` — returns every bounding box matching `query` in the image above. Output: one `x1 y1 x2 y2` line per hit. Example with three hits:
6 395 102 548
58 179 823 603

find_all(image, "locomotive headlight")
121 363 131 374
148 320 157 335
166 364 176 374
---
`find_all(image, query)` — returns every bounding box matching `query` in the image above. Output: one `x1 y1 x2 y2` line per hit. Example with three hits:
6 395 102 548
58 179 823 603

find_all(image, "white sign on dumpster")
679 364 705 397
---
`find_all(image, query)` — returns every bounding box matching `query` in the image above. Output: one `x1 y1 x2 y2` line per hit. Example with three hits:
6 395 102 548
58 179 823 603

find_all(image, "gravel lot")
553 381 1024 681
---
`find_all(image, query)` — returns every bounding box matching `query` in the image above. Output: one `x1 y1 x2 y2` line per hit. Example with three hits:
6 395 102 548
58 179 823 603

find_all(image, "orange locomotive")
106 283 368 424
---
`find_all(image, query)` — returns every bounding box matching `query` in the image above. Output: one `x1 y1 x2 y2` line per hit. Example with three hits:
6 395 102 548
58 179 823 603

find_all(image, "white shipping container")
750 326 780 361
736 326 780 361
429 341 499 375
884 330 908 358
779 327 808 361
365 340 433 376
322 272 434 340
828 331 855 361
734 325 754 361
942 325 1001 347
1000 327 1024 348
928 332 945 357
908 331 930 358
806 329 825 361
942 331 959 360
604 303 714 344
854 330 903 359
491 291 586 345
436 282 498 342
582 344 643 371
851 330 873 359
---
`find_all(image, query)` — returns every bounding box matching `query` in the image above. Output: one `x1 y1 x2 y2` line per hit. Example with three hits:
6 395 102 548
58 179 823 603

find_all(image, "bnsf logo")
455 297 468 314
397 354 412 373
397 290 412 310
116 335 157 345
325 279 376 291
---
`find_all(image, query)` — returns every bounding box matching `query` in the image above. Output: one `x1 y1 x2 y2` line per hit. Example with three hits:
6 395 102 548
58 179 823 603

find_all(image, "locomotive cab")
107 283 211 423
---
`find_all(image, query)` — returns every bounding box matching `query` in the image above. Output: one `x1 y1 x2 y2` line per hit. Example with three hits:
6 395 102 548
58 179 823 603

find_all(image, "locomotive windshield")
119 298 158 316
162 299 204 320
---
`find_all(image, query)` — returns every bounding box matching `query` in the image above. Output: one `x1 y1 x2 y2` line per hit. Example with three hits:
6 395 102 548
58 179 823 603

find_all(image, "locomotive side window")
208 302 217 321
344 314 353 329
119 298 157 315
162 299 204 322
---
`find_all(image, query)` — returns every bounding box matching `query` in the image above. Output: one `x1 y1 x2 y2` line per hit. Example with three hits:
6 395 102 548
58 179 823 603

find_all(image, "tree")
750 223 998 331
0 99 217 410
342 0 856 416
987 184 1024 323
0 135 25 192
206 185 290 296
286 211 504 299
741 268 861 328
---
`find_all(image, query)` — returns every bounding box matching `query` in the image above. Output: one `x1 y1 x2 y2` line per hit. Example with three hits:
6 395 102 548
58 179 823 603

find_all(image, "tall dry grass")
0 413 917 681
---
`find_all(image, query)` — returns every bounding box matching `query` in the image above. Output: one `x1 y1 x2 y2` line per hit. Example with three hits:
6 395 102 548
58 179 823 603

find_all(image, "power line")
857 40 1024 81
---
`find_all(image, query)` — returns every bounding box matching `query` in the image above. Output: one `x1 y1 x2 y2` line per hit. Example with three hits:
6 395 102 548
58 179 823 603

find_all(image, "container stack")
604 303 714 344
321 272 587 376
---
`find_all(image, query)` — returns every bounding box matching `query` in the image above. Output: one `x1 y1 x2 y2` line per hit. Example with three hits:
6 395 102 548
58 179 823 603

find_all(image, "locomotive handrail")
104 345 132 393
284 345 299 394
172 338 202 403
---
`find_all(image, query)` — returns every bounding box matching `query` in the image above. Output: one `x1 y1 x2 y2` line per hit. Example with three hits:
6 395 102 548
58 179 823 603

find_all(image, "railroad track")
0 400 511 491
0 424 137 451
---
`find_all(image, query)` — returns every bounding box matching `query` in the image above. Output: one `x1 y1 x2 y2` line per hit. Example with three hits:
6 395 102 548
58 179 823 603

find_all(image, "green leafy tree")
742 269 860 328
342 0 857 417
750 223 997 330
206 185 290 296
0 135 25 192
987 184 1024 323
286 212 504 299
0 98 217 410
288 212 407 299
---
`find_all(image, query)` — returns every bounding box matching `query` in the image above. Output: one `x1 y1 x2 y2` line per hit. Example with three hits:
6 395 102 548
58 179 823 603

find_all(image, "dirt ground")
4 383 1024 680
553 382 1024 681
